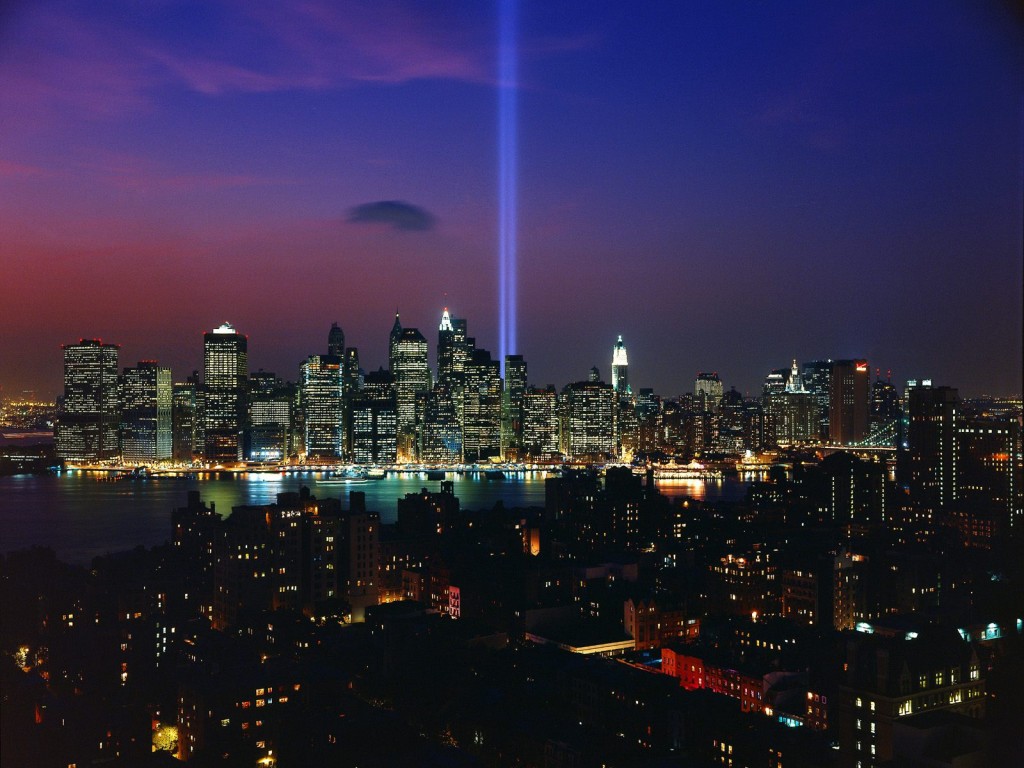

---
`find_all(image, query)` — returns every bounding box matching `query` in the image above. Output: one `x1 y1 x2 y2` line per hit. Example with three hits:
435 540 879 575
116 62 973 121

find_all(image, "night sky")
2 1 1021 399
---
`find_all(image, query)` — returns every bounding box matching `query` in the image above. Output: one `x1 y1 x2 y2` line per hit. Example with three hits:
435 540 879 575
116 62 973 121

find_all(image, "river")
0 470 752 564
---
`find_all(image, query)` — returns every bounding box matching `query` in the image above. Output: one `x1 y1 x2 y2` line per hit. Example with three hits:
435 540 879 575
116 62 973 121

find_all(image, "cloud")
347 200 436 232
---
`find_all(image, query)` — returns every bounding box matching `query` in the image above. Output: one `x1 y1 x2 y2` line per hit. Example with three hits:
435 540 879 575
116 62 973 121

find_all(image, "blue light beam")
498 0 518 375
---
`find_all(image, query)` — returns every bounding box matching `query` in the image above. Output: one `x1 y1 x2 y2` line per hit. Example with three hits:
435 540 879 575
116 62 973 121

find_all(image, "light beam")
498 0 518 375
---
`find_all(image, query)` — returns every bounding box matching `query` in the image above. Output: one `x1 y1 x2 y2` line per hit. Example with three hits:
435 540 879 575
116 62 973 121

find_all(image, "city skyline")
2 1 1022 398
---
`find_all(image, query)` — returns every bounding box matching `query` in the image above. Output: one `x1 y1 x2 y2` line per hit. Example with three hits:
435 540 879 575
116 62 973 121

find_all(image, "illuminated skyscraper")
203 323 248 463
301 354 343 460
463 349 502 462
611 336 630 394
829 360 869 445
421 382 462 464
522 386 559 458
248 371 293 461
562 379 615 460
437 308 469 386
390 327 431 461
351 368 397 464
119 361 172 463
501 353 527 459
905 382 958 516
801 360 834 441
694 372 723 412
57 339 120 461
172 374 198 462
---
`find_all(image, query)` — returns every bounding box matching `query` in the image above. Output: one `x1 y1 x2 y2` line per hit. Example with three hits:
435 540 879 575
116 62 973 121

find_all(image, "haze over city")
2 0 1021 397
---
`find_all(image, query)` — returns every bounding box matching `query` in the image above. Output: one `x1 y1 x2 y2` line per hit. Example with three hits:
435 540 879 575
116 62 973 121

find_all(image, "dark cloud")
347 200 436 232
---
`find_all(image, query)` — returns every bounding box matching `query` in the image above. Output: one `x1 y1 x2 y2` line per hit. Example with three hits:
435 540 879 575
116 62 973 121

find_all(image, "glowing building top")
440 307 453 332
612 335 630 393
212 322 237 335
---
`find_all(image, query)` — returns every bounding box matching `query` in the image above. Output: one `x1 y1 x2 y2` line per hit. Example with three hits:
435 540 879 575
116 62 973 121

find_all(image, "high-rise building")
57 339 120 462
522 386 560 458
611 336 630 394
390 327 431 461
801 360 833 441
501 354 527 459
203 323 248 463
388 312 402 369
248 371 293 462
172 375 198 462
351 368 397 465
694 372 723 412
957 414 1020 530
563 379 616 460
437 308 469 386
773 359 819 445
342 347 362 455
301 354 343 460
462 349 502 462
119 361 172 463
327 322 345 358
829 360 869 445
420 383 462 464
761 368 789 448
905 382 958 516
868 374 900 447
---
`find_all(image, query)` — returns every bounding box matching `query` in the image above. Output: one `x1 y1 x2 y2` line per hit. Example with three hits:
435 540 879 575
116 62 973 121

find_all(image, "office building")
351 368 397 464
830 359 869 445
501 353 527 459
172 375 198 462
203 323 248 463
905 383 958 516
463 349 502 462
694 372 723 412
437 308 469 385
390 326 431 462
522 386 560 458
420 383 462 464
301 354 343 460
57 339 120 462
611 336 629 394
327 322 345 358
118 361 172 463
248 372 293 462
563 379 616 460
802 360 834 441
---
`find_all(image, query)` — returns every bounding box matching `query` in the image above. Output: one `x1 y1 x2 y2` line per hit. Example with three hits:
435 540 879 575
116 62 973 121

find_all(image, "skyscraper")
327 322 345 358
501 353 527 459
119 361 172 463
57 339 120 462
420 382 462 464
437 308 469 386
351 368 397 464
248 371 293 461
203 323 248 463
905 382 958 517
390 326 431 461
694 372 723 412
301 354 343 460
611 336 630 394
462 349 502 462
522 386 560 458
562 379 616 460
829 360 869 446
172 374 198 462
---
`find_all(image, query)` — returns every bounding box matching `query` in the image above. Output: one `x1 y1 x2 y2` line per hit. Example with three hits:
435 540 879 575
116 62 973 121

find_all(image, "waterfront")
0 471 752 564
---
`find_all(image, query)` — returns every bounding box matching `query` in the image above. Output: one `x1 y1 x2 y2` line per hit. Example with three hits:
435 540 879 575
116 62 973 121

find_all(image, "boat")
317 468 373 484
651 461 723 480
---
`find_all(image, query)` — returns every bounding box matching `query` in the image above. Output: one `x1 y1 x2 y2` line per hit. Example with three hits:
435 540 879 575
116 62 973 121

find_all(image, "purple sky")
1 0 1021 399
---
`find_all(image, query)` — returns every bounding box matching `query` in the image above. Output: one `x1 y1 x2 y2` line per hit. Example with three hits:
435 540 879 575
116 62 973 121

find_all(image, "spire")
786 359 805 393
440 307 453 332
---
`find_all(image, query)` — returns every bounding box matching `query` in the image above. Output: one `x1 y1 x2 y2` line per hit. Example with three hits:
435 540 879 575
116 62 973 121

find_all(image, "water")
0 470 751 564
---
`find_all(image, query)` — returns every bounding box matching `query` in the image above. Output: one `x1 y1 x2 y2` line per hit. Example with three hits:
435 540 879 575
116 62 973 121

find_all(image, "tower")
611 336 630 394
328 322 345 358
203 323 248 463
391 326 431 461
119 361 172 463
829 360 869 445
57 339 120 462
463 349 502 462
501 354 527 459
905 382 958 517
437 308 469 385
301 355 343 460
